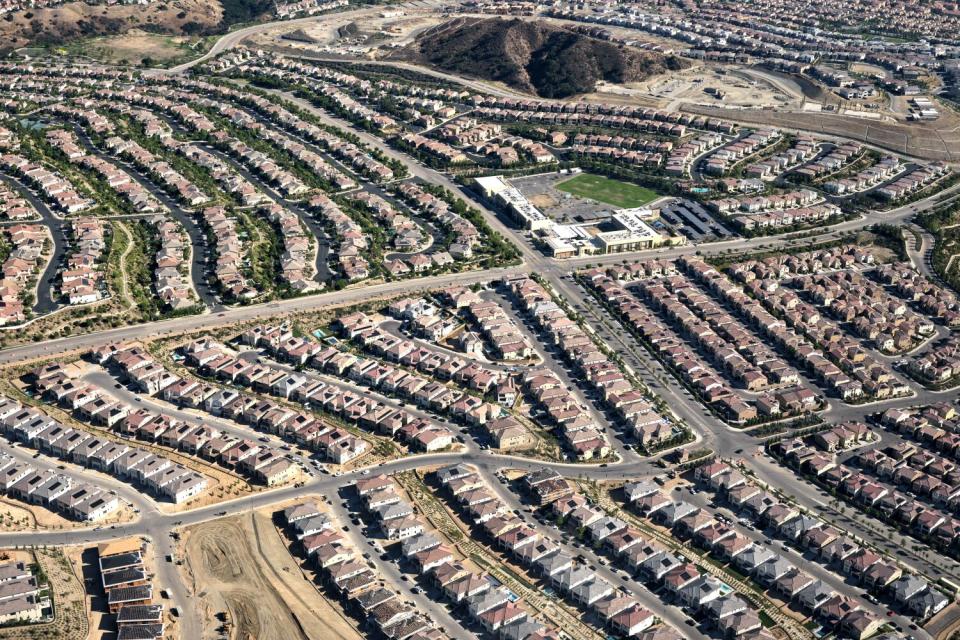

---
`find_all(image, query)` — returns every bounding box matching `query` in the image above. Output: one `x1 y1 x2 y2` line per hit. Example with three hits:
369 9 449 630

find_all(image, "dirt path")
249 511 361 640
113 220 137 311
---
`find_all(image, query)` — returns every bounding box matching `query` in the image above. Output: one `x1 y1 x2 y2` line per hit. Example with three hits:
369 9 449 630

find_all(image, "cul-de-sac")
0 1 959 639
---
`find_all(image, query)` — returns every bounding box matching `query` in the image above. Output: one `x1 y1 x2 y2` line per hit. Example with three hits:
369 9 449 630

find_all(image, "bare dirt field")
595 63 799 110
62 30 214 66
299 10 443 47
849 62 888 78
0 496 136 531
511 172 622 222
180 511 361 640
249 4 426 56
0 497 69 530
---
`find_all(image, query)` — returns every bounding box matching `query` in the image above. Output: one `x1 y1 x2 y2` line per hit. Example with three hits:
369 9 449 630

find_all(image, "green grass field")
556 173 660 209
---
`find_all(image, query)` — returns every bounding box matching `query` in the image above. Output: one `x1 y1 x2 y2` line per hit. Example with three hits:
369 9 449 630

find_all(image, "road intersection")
3 7 959 639
1 94 954 640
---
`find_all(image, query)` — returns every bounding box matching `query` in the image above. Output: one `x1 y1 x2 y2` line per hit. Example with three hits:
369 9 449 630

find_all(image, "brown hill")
0 0 273 53
401 17 688 99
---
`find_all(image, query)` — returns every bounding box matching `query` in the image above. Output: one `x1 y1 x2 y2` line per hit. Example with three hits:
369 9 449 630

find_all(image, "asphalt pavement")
4 7 960 636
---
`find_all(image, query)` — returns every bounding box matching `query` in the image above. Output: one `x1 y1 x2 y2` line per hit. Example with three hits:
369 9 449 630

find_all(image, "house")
588 516 628 543
570 578 615 606
891 575 929 605
552 565 595 594
292 515 331 540
383 516 423 541
663 563 700 595
862 562 902 589
818 595 862 625
713 533 753 561
500 621 545 640
706 595 749 620
477 602 527 632
355 474 393 496
468 588 510 617
624 481 660 503
444 574 490 603
908 588 949 618
678 575 723 610
796 579 836 612
716 609 762 638
536 551 573 578
414 546 453 573
640 551 682 582
593 593 640 621
840 611 884 640
755 555 794 585
516 541 560 566
401 534 440 558
374 501 414 523
611 605 655 636
774 569 815 599
654 501 699 526
107 585 153 614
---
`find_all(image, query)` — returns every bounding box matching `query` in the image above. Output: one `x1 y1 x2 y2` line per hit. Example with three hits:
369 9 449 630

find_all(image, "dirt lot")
596 63 799 110
61 31 214 66
180 511 361 640
511 172 619 222
0 496 136 531
293 9 439 48
0 497 71 530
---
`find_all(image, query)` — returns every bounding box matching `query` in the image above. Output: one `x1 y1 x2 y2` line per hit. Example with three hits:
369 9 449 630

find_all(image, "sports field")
556 173 660 208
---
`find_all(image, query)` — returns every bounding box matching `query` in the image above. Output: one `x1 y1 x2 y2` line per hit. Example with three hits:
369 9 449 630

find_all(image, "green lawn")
556 173 660 209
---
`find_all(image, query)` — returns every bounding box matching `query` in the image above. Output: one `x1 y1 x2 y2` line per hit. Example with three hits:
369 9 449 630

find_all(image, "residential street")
0 5 958 639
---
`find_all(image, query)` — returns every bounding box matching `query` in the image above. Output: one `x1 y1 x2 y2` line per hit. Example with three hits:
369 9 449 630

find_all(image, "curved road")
0 175 67 315
8 5 960 638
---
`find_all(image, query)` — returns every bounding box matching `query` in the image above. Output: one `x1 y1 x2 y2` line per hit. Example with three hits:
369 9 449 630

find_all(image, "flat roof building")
474 176 552 231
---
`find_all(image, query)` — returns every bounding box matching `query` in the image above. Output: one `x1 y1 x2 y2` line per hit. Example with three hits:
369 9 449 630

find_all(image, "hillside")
0 0 273 53
400 17 688 98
